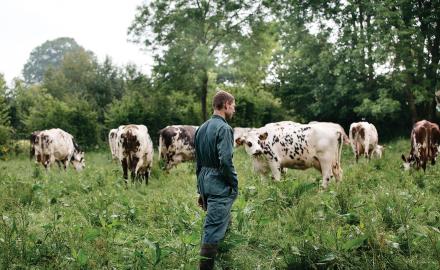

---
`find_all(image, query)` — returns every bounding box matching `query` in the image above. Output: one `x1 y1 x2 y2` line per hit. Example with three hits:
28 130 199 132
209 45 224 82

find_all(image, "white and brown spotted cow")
401 120 440 171
349 122 383 162
118 124 154 184
237 123 344 188
31 128 85 171
158 125 198 171
108 125 125 161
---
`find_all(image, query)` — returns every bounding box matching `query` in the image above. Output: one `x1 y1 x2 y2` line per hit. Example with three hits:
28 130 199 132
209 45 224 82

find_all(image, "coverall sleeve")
194 128 201 194
216 126 238 189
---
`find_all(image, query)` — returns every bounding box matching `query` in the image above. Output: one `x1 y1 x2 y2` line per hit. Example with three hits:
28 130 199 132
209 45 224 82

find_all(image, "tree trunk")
201 70 208 121
405 73 418 124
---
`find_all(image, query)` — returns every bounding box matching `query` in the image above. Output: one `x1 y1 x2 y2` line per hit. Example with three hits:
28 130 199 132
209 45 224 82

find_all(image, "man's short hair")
213 90 235 110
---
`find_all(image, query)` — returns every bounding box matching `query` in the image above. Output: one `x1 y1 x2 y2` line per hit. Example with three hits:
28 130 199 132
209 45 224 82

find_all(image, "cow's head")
241 131 268 156
233 128 252 147
72 139 85 171
72 151 85 171
373 145 384 158
401 153 418 170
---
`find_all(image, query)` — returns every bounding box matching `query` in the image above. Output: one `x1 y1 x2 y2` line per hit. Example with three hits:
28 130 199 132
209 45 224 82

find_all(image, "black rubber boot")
199 243 218 270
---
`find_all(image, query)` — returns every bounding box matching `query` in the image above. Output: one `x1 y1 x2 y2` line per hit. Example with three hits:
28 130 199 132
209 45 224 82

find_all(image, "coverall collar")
211 114 227 123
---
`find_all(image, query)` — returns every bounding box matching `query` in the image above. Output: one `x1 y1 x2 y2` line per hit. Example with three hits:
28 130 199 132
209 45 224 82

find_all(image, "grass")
0 138 439 269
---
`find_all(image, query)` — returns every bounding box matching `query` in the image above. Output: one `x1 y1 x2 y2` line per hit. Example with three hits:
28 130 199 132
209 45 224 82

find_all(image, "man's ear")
259 132 268 141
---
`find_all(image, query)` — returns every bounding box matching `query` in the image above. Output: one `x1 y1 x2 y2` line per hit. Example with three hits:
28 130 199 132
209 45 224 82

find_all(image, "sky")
0 0 152 85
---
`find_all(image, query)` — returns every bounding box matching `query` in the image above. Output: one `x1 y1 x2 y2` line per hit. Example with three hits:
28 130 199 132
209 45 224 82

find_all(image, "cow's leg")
268 161 282 181
132 156 141 183
332 163 343 183
56 160 62 170
122 158 128 185
319 157 333 189
44 154 53 171
281 167 288 176
364 140 370 160
144 166 150 185
355 143 359 163
165 159 173 171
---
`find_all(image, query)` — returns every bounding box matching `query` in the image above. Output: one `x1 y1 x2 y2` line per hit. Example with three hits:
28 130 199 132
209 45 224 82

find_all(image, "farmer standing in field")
195 90 238 270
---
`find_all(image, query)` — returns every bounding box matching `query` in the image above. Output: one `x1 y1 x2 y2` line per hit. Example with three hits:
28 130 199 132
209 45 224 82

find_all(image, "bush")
24 91 99 149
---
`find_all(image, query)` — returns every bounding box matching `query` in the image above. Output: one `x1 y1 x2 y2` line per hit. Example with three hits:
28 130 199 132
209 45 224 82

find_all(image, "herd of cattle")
29 119 440 188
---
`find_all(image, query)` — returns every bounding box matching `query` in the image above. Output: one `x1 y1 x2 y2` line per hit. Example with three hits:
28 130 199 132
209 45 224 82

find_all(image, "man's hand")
198 195 207 211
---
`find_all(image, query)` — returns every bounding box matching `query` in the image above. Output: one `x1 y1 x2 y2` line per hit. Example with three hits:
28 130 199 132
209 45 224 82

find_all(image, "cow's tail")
158 134 163 161
338 131 343 164
335 131 344 176
72 138 82 153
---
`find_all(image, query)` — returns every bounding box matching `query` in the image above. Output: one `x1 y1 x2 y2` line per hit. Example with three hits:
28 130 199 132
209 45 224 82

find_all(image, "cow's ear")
235 138 243 146
259 132 268 141
401 154 406 162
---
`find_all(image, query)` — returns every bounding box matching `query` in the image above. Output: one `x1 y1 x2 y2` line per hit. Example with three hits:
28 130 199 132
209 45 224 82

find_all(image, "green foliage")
22 37 85 84
354 89 402 120
1 140 440 268
105 89 201 143
129 0 273 120
226 85 286 127
24 90 99 148
43 48 98 100
0 74 12 151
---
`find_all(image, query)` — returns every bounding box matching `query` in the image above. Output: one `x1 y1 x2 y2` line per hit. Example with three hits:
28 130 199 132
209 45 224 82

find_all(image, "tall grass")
0 139 439 269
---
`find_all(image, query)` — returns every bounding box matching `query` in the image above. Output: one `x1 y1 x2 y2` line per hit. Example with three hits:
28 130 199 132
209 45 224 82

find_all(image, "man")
195 90 238 270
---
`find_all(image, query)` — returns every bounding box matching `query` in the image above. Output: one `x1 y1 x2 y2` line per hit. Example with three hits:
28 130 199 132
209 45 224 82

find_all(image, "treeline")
1 1 439 152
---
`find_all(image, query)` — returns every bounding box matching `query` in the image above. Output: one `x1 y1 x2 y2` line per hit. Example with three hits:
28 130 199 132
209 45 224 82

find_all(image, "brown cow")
349 122 383 162
401 120 440 171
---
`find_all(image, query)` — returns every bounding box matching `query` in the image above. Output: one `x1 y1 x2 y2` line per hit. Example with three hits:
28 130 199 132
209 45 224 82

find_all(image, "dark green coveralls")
195 115 238 244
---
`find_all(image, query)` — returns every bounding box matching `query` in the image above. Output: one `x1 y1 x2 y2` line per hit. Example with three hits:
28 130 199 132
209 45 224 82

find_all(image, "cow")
158 125 197 171
108 125 125 161
308 121 350 145
118 124 154 184
401 120 440 171
31 128 85 171
349 122 383 162
237 123 344 188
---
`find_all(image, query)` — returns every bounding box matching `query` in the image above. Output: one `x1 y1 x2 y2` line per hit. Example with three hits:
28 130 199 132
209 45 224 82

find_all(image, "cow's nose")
253 150 262 156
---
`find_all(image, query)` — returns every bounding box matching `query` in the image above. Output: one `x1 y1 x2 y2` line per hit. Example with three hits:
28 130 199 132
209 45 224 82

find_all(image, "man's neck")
213 110 226 120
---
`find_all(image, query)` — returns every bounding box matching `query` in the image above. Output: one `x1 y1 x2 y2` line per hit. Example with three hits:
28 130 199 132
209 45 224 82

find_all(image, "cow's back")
159 125 197 169
41 128 75 158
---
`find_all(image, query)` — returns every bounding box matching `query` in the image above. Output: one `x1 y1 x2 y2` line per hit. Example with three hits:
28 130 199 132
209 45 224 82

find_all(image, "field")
1 139 440 269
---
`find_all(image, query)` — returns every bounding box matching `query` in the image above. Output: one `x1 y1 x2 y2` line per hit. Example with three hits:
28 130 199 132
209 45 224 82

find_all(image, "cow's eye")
247 141 253 147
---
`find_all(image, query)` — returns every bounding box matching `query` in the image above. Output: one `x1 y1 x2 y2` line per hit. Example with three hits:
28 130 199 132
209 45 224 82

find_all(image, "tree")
43 48 98 100
0 74 12 146
22 37 87 84
129 0 268 121
24 90 99 148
